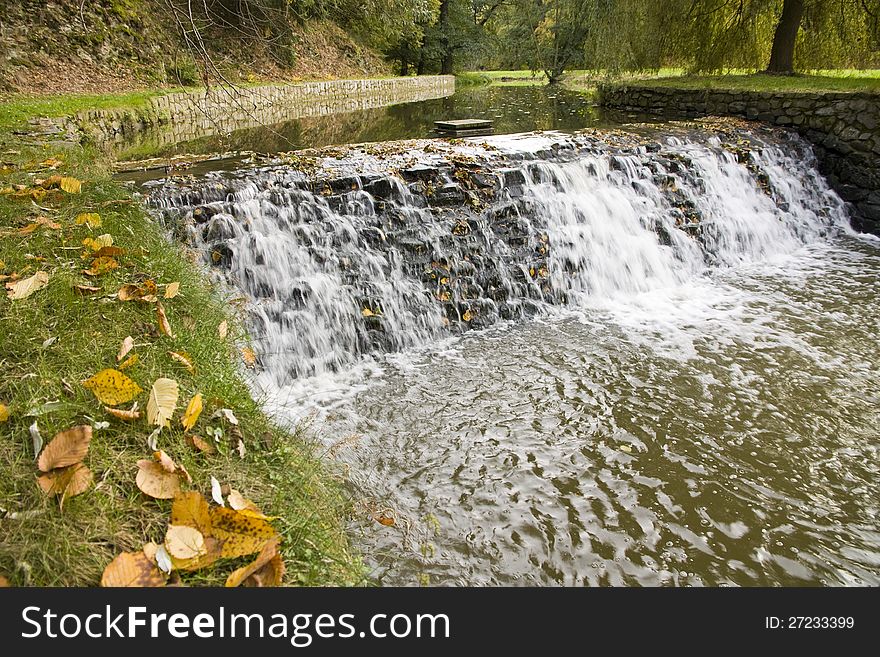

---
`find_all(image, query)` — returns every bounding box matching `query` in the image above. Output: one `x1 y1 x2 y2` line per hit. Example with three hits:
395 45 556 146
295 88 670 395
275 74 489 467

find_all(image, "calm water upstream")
147 87 880 586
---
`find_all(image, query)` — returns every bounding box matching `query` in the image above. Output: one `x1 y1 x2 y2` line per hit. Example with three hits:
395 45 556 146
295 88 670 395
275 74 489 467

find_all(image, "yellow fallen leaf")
164 525 206 561
156 301 173 337
6 271 49 300
83 234 113 251
164 282 180 299
93 246 125 258
225 537 284 587
37 425 92 472
84 256 118 276
0 403 8 423
169 351 194 373
210 506 279 559
169 536 224 572
105 404 141 421
136 459 181 499
60 177 82 194
101 551 166 587
118 354 139 370
181 393 202 432
146 377 178 427
218 320 228 340
117 336 134 362
82 369 142 406
171 491 213 536
76 214 101 228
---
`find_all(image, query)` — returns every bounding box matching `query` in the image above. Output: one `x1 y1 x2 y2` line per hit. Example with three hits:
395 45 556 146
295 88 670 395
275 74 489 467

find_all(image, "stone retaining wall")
598 84 880 234
74 76 456 153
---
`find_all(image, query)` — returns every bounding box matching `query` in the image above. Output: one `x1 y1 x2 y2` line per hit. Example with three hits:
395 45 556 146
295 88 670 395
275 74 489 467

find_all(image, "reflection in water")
121 86 604 161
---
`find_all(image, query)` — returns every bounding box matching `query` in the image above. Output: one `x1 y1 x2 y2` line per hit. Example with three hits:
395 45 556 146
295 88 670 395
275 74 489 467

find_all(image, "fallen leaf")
361 308 376 317
225 537 284 587
186 434 215 454
375 513 396 527
241 348 257 368
210 506 279 559
76 213 101 227
236 438 245 459
29 421 42 458
164 282 180 299
169 536 223 572
155 545 173 574
93 246 125 258
462 309 473 322
105 404 141 421
0 575 8 587
181 393 203 432
100 551 166 587
213 408 239 425
37 462 92 508
171 491 213 535
227 489 262 514
84 256 118 276
164 525 206 561
0 403 8 423
6 271 49 300
37 425 92 472
74 284 101 295
154 449 176 473
146 378 178 427
142 541 159 562
118 354 139 370
117 336 134 362
82 369 142 406
218 320 228 340
60 177 82 194
136 459 181 499
211 476 225 506
83 235 113 251
169 351 194 373
156 301 173 337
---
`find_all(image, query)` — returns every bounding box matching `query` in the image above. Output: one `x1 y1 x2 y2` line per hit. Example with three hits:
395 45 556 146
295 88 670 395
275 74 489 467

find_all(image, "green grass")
614 72 880 93
0 105 364 586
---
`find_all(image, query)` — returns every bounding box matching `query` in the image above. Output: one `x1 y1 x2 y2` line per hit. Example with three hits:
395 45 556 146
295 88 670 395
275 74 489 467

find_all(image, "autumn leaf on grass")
227 489 271 519
37 462 92 509
153 449 191 483
118 280 158 303
84 256 118 277
171 491 213 535
164 282 180 299
218 320 228 340
60 177 82 194
117 336 134 362
0 403 8 423
226 537 284 587
169 351 194 373
186 434 215 455
136 459 181 499
165 525 207 562
74 284 101 295
76 213 101 228
93 246 125 258
35 216 61 230
147 378 178 428
118 354 139 371
210 506 279 559
100 551 166 587
6 271 48 300
82 369 142 406
37 425 92 472
156 302 173 337
83 234 113 251
181 393 202 432
105 403 141 421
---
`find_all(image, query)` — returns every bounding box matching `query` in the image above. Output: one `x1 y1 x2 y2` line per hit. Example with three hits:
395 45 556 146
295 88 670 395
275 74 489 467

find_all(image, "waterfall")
147 126 849 388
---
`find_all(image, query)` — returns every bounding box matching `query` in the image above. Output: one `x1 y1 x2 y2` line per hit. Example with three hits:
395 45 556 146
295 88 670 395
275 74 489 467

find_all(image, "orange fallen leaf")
37 462 92 509
100 551 166 587
105 404 141 421
225 537 284 587
136 459 181 499
186 434 215 454
118 354 139 370
241 348 257 368
156 302 173 337
117 336 134 362
84 256 118 276
37 425 92 472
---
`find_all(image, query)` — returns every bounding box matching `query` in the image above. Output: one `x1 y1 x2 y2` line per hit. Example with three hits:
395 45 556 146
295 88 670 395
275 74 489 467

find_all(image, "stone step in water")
434 119 494 136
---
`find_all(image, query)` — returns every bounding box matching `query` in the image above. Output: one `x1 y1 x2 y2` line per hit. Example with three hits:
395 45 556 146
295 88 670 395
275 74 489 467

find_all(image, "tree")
767 0 806 73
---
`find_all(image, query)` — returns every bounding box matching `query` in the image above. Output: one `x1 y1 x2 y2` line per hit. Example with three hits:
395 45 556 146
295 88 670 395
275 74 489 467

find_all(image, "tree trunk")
439 0 454 75
401 58 409 76
766 0 804 74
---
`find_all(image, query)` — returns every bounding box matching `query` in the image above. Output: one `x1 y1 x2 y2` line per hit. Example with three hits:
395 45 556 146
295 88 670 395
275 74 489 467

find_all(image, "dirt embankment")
0 0 390 96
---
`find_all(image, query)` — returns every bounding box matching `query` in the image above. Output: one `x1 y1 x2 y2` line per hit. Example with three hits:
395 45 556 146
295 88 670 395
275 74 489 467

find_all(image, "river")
145 86 880 586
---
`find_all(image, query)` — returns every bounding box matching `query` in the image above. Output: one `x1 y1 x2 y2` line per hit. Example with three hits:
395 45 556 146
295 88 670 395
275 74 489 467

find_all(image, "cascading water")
146 121 880 586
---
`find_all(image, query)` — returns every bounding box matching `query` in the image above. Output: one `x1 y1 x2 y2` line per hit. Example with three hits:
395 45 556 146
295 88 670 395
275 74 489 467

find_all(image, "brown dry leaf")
186 434 215 455
374 513 396 527
105 404 141 421
117 336 134 362
142 542 159 563
135 459 181 499
117 284 143 301
100 551 166 587
36 462 92 509
164 282 180 299
82 368 142 406
171 491 213 536
210 506 279 559
218 320 228 340
181 393 202 432
156 301 173 337
241 348 257 368
6 271 49 300
0 403 8 423
37 425 92 472
0 575 9 587
93 246 125 258
118 354 139 370
38 157 64 169
225 537 284 587
146 377 178 427
60 177 82 194
154 449 176 473
164 525 206 561
35 215 61 230
84 256 118 277
74 284 101 295
169 351 194 373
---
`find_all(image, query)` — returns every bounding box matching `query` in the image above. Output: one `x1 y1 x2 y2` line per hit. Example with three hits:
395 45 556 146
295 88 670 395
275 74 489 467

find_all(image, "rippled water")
149 124 880 586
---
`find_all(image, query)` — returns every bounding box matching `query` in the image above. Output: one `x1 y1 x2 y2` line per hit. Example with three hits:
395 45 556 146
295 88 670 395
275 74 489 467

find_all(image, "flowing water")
148 119 880 587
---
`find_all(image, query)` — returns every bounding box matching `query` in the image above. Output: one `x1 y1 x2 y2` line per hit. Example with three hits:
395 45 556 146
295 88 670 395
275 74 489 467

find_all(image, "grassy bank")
0 96 364 586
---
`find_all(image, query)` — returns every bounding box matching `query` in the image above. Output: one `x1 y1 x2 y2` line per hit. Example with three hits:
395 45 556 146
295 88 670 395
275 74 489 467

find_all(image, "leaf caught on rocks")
82 369 142 406
146 377 178 427
37 425 92 472
164 282 180 299
181 393 202 432
136 459 181 499
6 271 49 300
117 336 134 362
225 537 284 587
241 347 257 368
210 506 279 559
156 301 173 337
100 551 166 587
